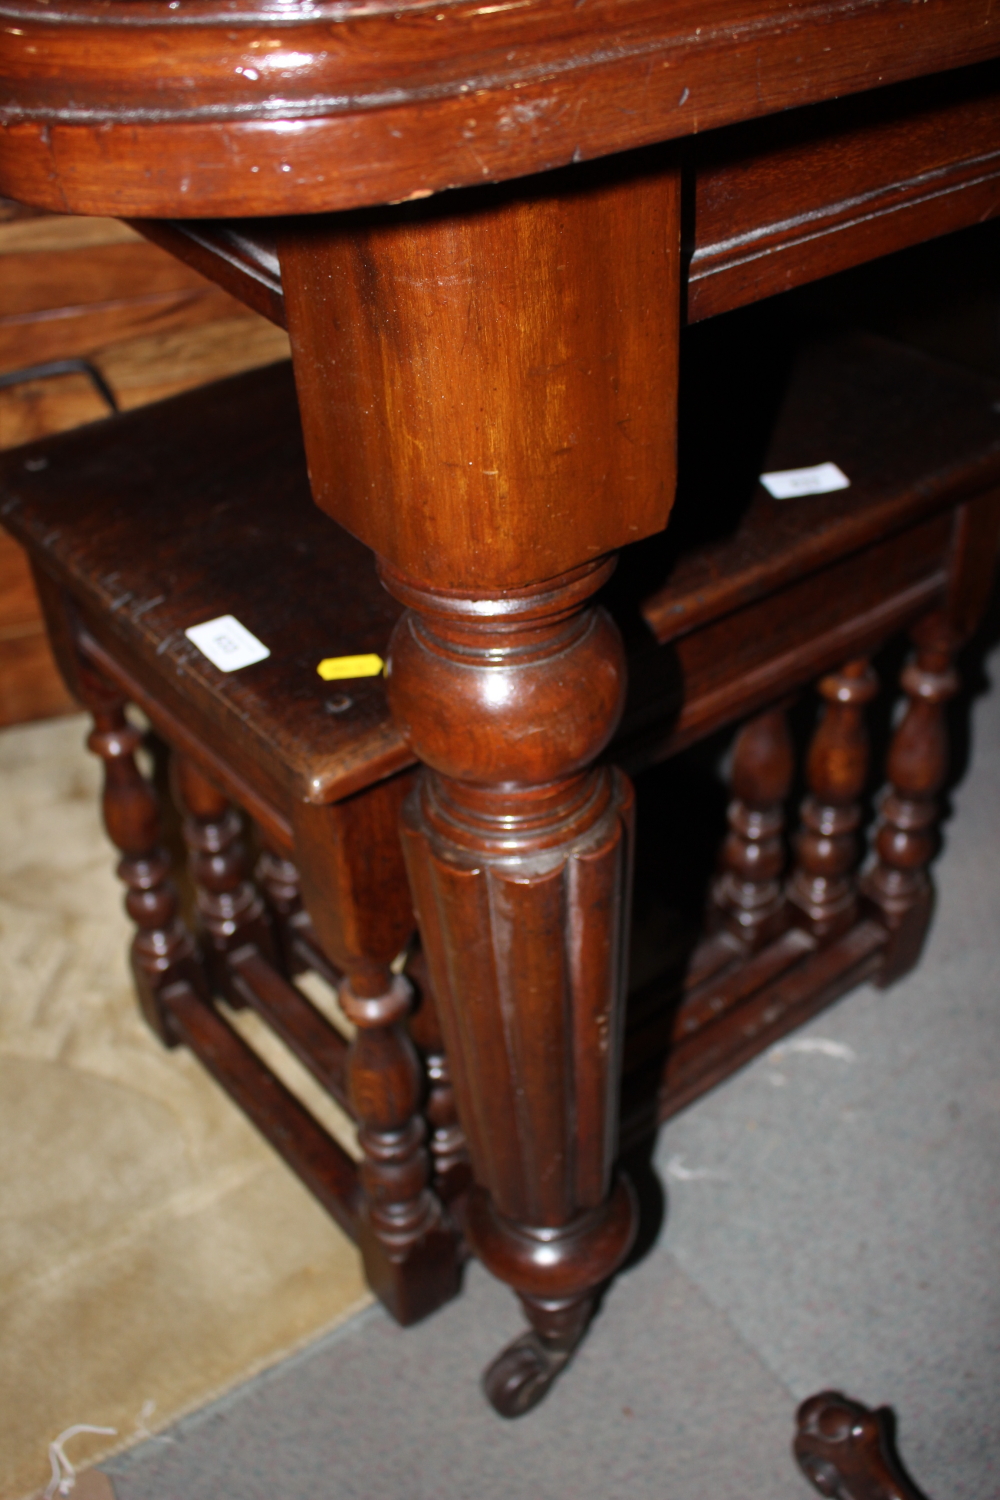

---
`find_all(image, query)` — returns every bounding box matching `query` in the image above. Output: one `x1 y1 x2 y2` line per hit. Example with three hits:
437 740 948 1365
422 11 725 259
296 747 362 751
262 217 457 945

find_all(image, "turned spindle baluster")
83 677 206 1044
338 964 450 1299
788 659 878 941
406 946 472 1205
291 786 461 1324
171 754 275 998
710 705 795 951
254 840 309 977
862 611 959 984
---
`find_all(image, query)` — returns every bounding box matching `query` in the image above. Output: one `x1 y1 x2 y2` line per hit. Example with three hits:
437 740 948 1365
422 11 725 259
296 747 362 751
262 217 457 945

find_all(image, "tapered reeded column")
385 560 638 1416
862 612 958 983
788 660 878 941
81 672 207 1044
710 706 795 951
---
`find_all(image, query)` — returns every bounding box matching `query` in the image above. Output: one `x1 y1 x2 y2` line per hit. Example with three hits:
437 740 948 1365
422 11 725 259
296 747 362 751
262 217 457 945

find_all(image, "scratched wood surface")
0 0 997 217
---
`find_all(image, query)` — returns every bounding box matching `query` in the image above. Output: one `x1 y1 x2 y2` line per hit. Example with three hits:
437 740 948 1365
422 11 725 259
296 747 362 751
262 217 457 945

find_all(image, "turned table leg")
386 561 637 1415
279 155 681 1407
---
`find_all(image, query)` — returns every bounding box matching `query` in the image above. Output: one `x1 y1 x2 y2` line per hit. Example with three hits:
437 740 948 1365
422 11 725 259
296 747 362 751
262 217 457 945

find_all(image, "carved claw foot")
794 1391 928 1500
482 1329 579 1418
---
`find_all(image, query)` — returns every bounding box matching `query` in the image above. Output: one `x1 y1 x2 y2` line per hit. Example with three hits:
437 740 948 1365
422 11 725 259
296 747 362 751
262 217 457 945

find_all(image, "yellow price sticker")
316 653 386 681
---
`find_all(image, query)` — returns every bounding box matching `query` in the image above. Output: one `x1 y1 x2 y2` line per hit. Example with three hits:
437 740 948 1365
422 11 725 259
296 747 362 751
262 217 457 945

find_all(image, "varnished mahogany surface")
106 62 1000 338
795 1392 929 1500
0 0 998 216
687 61 1000 320
279 160 680 592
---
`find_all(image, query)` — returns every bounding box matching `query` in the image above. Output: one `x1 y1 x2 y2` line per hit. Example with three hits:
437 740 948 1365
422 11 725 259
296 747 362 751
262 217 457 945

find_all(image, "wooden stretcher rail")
129 62 1000 330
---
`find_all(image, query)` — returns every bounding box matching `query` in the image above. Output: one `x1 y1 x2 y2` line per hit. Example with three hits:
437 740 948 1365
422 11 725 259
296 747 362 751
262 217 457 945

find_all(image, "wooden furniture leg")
710 705 795 952
254 839 311 978
794 1391 929 1500
390 564 638 1415
406 946 472 1206
80 667 208 1044
279 160 680 1410
862 611 959 985
172 753 276 1002
788 660 878 941
291 788 463 1326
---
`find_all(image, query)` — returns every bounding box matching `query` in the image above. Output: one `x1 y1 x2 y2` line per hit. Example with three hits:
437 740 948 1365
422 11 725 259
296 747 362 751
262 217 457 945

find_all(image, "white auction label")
185 615 270 672
759 461 850 499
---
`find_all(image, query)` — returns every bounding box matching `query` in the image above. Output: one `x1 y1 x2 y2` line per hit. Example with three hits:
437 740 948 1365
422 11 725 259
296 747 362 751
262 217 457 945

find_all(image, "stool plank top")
0 361 411 805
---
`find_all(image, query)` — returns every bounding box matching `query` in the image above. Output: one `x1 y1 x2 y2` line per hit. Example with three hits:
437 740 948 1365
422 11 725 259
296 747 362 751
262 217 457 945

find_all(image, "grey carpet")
104 641 1000 1500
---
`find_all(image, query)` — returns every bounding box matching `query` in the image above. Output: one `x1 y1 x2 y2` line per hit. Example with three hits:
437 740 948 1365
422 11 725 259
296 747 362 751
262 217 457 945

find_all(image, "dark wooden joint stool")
0 360 466 1328
615 331 1000 1140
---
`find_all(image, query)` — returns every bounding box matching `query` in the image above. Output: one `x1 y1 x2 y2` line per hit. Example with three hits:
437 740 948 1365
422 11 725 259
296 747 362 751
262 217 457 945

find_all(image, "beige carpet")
0 716 370 1500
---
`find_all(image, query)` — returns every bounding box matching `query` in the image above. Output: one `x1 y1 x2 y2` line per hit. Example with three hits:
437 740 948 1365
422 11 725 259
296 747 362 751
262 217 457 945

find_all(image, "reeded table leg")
279 154 682 1409
385 561 637 1414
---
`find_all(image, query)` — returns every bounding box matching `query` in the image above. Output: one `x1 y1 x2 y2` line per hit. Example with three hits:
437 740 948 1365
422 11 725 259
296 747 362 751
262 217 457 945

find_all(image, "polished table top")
0 0 998 216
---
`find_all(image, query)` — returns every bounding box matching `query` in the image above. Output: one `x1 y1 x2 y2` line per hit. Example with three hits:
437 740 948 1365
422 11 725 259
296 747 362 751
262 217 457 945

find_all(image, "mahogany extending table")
2 0 999 1415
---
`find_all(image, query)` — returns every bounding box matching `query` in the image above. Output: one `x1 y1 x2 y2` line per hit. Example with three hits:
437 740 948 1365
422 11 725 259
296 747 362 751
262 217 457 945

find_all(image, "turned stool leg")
254 836 345 988
171 754 276 1000
710 705 795 951
82 672 207 1043
862 611 959 984
292 782 462 1326
255 842 303 970
256 829 469 1205
788 659 878 942
337 965 455 1311
406 946 472 1206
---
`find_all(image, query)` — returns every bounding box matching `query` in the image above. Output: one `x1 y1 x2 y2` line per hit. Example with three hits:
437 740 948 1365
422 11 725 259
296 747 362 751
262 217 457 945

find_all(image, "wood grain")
688 63 1000 320
281 159 680 592
0 1 998 216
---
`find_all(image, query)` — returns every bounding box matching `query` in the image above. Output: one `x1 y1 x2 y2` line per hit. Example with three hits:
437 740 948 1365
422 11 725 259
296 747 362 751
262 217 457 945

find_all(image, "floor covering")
0 717 369 1500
